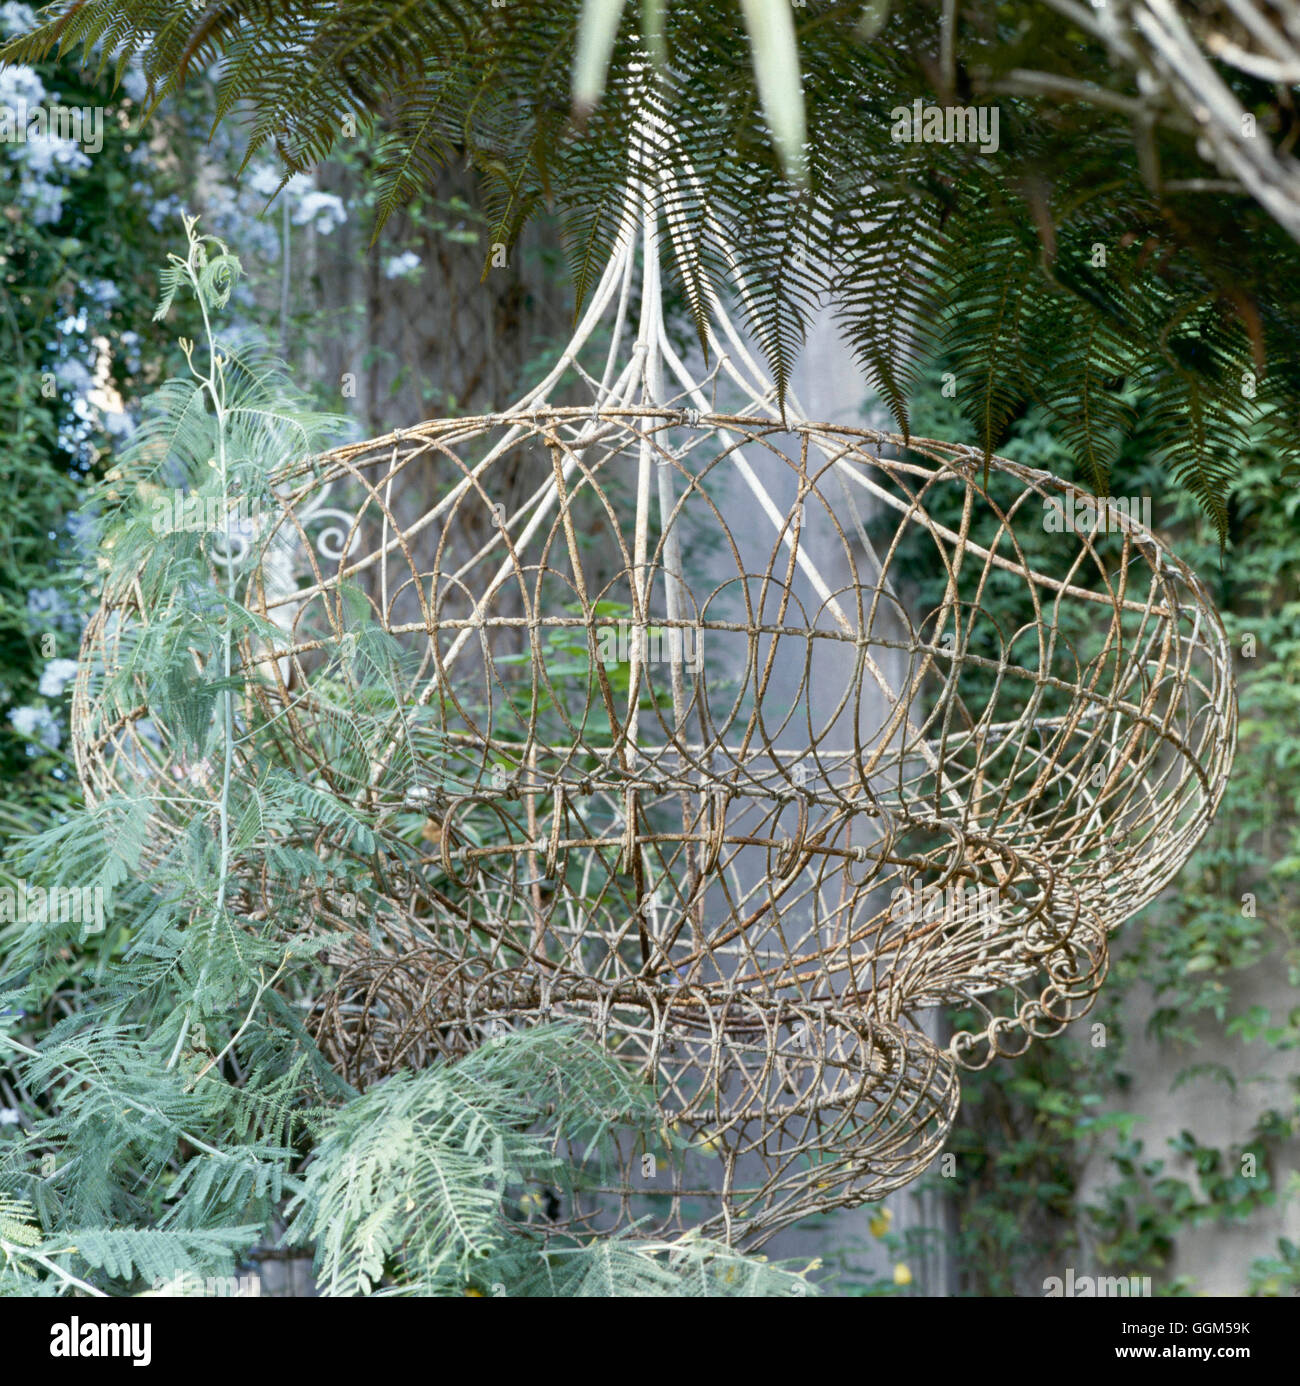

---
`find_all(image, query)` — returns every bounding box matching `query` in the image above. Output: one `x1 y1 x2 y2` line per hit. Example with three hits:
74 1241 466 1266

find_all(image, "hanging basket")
73 405 1235 1243
71 137 1237 1243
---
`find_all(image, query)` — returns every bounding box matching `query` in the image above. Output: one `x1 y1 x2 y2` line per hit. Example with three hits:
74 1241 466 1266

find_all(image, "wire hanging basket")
72 135 1237 1246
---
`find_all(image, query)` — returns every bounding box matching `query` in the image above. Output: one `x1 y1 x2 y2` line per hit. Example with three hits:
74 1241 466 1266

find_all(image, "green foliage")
6 1 1300 532
287 1024 813 1296
1 6 1295 1295
890 348 1300 1296
0 223 810 1298
506 1232 813 1296
0 33 194 795
1248 1236 1300 1297
287 1026 644 1295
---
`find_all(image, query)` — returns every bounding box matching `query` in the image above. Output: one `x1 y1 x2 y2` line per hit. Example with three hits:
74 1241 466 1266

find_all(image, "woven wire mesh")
72 406 1236 1245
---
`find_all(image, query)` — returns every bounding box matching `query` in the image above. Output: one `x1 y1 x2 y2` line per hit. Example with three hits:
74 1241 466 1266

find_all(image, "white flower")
103 409 136 439
147 194 184 231
118 330 141 372
246 164 281 197
384 251 422 280
37 658 79 698
0 3 36 39
27 586 75 633
291 188 346 235
9 704 60 749
120 65 150 105
248 165 311 205
27 585 84 637
19 135 91 178
248 164 311 199
0 1107 20 1126
0 63 45 109
87 277 119 308
18 177 66 225
53 358 93 395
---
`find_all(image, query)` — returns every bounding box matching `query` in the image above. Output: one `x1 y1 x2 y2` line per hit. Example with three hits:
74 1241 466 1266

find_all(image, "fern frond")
6 0 1299 531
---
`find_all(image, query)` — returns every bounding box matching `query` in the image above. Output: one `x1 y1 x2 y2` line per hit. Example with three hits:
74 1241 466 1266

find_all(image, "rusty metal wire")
72 403 1237 1246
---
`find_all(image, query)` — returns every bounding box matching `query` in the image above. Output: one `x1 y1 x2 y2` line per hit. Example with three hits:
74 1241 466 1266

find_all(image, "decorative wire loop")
73 410 1235 1247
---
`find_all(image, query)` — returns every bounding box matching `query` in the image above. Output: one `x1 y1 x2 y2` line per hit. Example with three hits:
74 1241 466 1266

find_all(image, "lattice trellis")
72 134 1237 1247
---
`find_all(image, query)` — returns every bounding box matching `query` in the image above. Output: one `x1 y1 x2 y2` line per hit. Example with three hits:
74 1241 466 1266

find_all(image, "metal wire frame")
69 121 1237 1243
72 406 1236 1246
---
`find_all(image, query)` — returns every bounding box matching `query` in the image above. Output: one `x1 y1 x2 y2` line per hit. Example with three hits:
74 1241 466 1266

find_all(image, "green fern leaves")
0 221 817 1298
8 2 1300 534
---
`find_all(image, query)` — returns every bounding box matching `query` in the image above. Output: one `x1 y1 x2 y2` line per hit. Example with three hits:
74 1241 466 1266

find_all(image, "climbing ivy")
881 354 1300 1297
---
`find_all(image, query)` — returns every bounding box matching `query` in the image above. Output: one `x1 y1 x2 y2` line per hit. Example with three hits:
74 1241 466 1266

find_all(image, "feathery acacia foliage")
4 1 1299 533
0 223 815 1297
287 1027 815 1297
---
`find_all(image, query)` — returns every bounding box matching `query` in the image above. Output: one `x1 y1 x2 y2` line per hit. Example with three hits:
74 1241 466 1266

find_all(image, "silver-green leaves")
572 0 629 114
737 0 808 183
572 0 809 182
